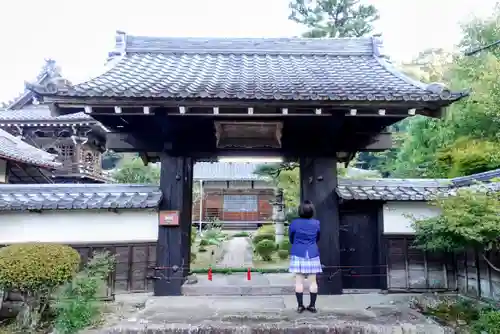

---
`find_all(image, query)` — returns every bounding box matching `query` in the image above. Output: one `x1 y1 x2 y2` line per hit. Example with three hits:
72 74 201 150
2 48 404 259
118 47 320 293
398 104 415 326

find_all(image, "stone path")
216 237 253 269
88 293 452 333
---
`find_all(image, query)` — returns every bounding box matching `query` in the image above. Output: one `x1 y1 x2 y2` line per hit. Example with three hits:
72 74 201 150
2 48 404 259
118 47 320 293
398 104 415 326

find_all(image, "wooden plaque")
159 210 180 226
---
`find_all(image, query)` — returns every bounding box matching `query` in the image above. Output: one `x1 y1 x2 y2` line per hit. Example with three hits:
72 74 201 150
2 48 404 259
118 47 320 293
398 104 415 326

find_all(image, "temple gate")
30 31 466 296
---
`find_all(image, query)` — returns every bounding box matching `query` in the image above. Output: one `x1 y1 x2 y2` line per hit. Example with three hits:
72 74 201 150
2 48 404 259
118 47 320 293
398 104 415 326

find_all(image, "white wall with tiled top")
0 210 158 244
383 201 440 234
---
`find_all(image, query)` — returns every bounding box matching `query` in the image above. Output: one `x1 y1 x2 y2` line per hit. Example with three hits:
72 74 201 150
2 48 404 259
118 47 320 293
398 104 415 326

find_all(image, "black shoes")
306 305 317 313
296 292 318 313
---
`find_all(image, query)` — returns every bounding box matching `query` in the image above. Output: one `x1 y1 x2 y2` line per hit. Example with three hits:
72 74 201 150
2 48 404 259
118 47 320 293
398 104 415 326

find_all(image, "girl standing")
288 200 321 313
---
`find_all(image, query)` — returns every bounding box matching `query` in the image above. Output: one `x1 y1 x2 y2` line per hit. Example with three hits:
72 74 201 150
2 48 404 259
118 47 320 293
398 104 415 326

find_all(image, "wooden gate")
339 204 384 290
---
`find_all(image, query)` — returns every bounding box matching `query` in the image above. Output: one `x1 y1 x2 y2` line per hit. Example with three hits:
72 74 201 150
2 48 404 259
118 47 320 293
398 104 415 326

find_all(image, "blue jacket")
289 218 321 258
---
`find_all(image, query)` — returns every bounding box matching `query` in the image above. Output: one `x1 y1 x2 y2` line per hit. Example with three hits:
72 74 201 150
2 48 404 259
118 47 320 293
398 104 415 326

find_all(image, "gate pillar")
299 157 342 294
154 154 193 296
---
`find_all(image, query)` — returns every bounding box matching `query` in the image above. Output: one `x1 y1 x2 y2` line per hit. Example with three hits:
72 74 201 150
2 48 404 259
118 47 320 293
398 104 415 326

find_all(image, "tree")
412 186 500 271
111 157 205 206
289 0 379 38
382 7 500 178
112 157 160 184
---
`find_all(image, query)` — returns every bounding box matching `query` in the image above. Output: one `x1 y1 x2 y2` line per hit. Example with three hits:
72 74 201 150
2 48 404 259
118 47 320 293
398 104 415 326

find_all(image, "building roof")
336 178 452 201
0 129 60 169
0 105 95 125
0 184 162 211
336 169 500 201
450 168 500 187
193 162 265 181
32 32 466 104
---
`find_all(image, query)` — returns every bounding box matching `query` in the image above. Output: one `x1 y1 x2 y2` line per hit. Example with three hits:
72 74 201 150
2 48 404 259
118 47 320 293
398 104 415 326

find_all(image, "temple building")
0 60 109 183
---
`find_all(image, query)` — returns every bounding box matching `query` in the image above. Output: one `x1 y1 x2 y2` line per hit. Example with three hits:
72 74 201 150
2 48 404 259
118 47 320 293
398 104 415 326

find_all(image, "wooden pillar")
154 154 193 296
299 157 342 295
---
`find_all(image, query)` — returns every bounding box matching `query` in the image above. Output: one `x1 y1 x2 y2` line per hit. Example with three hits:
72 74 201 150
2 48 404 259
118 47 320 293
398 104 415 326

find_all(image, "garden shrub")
0 243 80 292
199 239 209 246
53 251 116 334
0 243 80 331
277 249 289 260
279 240 291 252
472 310 500 334
255 240 276 261
252 233 274 245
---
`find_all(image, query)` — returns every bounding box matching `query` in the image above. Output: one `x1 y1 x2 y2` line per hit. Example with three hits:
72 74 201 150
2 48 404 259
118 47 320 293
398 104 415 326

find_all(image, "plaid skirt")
289 255 323 274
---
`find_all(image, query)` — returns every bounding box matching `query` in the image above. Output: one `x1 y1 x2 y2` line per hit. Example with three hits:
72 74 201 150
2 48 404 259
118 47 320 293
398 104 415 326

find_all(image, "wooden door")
339 210 381 290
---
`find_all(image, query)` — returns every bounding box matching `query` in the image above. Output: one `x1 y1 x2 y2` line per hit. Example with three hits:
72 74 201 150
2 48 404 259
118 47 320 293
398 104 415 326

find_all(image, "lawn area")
253 253 289 269
191 242 221 269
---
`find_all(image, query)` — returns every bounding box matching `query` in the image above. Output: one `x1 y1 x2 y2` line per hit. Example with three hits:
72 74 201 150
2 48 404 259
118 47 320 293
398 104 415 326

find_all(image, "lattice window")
56 144 74 164
223 195 258 212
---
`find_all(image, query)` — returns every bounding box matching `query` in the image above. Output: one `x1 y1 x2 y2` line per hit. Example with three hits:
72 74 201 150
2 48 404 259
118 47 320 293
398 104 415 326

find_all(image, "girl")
288 200 321 313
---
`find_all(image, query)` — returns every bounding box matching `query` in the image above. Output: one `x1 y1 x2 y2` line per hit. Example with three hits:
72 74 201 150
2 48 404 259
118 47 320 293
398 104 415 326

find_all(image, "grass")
253 253 289 269
191 243 220 269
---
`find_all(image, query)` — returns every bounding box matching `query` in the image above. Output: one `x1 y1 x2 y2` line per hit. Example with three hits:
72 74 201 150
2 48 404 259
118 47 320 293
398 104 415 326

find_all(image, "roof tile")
40 34 465 103
0 129 60 169
0 184 162 211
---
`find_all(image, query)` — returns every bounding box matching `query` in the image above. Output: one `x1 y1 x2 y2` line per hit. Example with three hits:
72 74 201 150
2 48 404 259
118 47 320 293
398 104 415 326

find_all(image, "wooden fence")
4 239 500 302
385 235 457 291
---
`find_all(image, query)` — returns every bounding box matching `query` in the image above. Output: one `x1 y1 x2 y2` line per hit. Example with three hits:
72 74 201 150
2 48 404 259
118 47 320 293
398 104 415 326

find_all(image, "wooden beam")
105 132 165 152
47 96 441 109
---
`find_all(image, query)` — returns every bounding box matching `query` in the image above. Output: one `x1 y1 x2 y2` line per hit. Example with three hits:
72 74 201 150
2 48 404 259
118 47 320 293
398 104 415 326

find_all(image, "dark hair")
298 200 315 219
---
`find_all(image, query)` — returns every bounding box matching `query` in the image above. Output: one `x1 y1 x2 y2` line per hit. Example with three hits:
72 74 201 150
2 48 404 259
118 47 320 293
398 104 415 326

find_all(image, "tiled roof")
36 32 466 103
0 105 95 123
194 162 265 181
0 129 60 169
451 168 500 187
0 184 162 211
336 178 452 201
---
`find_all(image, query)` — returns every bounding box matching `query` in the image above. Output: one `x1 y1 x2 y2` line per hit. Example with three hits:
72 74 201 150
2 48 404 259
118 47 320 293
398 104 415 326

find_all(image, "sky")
0 0 497 103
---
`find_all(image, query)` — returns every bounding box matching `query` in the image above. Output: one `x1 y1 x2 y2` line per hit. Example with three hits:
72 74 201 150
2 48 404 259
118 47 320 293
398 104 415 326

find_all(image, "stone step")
182 284 294 295
87 294 453 334
100 322 453 333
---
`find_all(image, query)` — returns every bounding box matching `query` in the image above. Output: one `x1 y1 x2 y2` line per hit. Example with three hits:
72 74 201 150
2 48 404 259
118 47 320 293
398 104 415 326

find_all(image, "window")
223 195 258 212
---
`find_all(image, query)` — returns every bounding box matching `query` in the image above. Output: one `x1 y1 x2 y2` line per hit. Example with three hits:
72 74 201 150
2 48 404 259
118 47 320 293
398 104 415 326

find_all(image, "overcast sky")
0 0 497 102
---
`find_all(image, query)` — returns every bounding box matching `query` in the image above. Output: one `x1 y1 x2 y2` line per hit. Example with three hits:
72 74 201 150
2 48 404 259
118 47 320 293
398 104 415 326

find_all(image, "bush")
0 243 80 331
199 239 209 246
252 233 275 245
279 240 291 252
0 243 80 292
53 251 116 334
255 240 276 261
277 249 289 260
472 310 500 334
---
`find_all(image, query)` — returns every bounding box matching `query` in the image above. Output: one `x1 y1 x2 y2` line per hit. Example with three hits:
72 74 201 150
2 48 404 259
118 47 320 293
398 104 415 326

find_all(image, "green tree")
112 157 160 184
384 7 500 178
412 186 500 272
289 0 379 38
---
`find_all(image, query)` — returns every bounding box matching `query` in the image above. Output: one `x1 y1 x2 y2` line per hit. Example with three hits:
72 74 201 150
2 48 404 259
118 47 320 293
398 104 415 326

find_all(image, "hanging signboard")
159 210 180 226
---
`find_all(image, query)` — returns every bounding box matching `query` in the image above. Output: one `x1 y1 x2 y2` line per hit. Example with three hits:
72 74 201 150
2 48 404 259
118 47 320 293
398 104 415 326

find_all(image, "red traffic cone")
208 267 213 281
247 268 251 280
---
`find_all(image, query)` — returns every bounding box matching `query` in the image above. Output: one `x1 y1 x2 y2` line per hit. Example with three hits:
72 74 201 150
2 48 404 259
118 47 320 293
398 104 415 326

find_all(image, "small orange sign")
159 210 180 226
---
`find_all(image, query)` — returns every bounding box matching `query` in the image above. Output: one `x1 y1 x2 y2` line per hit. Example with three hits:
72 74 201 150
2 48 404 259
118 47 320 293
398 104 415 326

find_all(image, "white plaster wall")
383 202 440 234
0 210 158 244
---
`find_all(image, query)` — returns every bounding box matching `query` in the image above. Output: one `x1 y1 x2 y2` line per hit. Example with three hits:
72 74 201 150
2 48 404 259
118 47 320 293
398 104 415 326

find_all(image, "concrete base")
88 294 453 333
